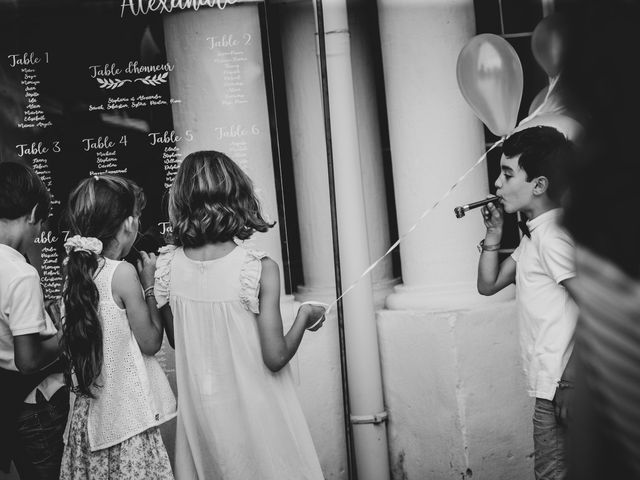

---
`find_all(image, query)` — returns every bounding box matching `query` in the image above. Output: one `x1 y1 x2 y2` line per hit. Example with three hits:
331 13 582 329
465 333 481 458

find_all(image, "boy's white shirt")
0 243 64 402
510 209 579 400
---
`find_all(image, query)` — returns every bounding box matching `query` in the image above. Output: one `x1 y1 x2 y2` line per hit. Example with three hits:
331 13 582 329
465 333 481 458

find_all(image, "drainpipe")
313 1 391 479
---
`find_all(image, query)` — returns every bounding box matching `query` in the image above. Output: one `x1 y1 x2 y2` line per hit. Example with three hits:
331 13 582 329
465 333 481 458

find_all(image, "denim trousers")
12 387 69 480
533 398 567 480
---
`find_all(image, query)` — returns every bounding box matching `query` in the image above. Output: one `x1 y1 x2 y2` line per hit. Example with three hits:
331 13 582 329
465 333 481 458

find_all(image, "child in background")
155 150 327 480
477 126 577 480
0 161 68 480
59 175 176 479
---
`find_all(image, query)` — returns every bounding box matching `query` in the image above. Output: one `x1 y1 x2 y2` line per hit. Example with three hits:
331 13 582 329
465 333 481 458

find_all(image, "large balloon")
513 113 583 142
457 34 524 137
532 14 568 78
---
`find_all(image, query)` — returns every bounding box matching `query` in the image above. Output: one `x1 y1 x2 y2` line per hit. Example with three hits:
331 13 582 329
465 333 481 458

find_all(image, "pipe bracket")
350 411 388 425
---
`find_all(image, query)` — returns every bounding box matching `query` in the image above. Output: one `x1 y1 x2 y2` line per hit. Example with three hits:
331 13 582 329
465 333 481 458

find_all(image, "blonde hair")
168 151 274 247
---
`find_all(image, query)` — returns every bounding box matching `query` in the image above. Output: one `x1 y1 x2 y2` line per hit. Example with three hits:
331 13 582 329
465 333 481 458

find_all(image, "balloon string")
324 138 505 315
517 74 559 127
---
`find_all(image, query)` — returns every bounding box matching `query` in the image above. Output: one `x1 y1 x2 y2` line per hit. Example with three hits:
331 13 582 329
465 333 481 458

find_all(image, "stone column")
348 1 398 304
163 4 287 287
279 0 396 308
377 0 513 310
278 0 335 302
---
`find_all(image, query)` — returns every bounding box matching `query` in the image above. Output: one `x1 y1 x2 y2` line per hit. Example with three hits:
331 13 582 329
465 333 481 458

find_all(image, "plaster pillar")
278 0 335 302
279 0 396 307
348 1 398 302
377 0 513 310
163 4 289 291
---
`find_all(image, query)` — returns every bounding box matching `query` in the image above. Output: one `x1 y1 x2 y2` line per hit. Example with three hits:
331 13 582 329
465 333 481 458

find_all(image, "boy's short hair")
503 126 575 202
0 161 50 222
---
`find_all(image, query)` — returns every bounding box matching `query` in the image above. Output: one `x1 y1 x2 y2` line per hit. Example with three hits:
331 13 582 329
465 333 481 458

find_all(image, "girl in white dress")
59 175 176 479
154 151 327 480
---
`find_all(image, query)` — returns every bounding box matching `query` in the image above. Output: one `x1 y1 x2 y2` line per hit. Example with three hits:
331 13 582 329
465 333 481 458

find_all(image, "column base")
384 281 515 311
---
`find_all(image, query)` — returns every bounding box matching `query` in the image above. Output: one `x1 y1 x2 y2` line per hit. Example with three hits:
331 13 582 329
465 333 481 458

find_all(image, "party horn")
454 196 499 218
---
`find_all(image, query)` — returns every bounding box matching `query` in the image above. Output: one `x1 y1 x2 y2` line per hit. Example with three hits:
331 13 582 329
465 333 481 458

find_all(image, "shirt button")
155 413 160 421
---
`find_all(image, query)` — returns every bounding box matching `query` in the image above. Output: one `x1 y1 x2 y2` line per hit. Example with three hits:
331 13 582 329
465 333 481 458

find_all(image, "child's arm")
10 274 61 374
477 201 516 295
14 333 60 374
553 276 578 426
159 305 174 349
112 254 164 355
256 258 326 372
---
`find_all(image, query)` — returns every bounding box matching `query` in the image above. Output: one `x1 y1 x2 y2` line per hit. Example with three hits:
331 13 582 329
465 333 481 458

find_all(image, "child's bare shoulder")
259 256 279 278
112 261 140 288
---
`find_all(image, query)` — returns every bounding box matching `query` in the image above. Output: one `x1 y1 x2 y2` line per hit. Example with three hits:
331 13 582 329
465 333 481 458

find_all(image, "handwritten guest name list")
16 140 64 297
8 51 52 129
208 34 251 106
83 135 129 177
148 129 194 189
87 61 181 112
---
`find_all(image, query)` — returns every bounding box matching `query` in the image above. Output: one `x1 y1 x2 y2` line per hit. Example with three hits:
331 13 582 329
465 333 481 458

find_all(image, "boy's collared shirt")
511 209 578 400
0 243 64 402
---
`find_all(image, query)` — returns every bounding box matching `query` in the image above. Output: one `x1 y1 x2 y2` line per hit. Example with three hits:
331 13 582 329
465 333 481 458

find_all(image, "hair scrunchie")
64 235 103 255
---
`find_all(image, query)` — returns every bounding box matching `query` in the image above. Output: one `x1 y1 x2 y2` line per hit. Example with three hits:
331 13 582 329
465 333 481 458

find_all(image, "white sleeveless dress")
155 245 324 480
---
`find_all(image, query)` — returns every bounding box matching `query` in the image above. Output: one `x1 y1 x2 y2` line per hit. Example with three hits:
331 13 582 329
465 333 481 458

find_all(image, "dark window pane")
501 0 543 33
474 0 503 34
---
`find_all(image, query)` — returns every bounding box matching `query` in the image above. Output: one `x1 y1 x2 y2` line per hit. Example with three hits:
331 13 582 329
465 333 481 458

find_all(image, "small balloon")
457 34 524 137
528 85 568 116
513 113 583 142
528 86 548 115
532 14 568 78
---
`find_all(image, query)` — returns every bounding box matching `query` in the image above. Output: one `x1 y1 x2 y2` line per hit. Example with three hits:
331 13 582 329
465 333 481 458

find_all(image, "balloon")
528 85 568 116
528 86 549 115
513 113 583 142
532 14 568 78
457 34 524 137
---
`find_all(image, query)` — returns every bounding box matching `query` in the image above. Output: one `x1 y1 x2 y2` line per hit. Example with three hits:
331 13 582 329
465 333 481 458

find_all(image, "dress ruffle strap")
239 249 268 314
154 245 178 308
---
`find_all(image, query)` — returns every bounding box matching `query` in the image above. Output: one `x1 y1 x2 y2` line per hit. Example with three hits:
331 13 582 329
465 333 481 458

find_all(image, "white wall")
378 302 534 480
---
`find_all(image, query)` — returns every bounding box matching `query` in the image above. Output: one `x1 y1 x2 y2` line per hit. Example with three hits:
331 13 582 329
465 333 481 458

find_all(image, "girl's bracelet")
143 286 155 298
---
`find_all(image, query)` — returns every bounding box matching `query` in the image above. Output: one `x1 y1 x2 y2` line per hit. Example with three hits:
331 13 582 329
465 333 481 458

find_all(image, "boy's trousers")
533 398 567 480
12 387 69 480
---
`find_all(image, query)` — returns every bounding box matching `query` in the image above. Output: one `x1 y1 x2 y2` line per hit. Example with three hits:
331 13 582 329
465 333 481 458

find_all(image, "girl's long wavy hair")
61 175 145 398
168 151 274 247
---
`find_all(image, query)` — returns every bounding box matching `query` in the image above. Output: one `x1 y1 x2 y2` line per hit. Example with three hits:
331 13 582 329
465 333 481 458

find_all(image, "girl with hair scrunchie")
59 175 176 480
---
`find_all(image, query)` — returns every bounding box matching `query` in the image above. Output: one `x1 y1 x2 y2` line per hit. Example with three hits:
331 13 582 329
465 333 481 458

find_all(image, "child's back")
84 257 176 448
156 244 323 480
59 175 176 480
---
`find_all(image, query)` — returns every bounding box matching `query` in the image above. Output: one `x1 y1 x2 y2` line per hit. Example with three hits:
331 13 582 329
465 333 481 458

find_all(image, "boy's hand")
553 386 573 427
136 250 157 289
481 200 504 236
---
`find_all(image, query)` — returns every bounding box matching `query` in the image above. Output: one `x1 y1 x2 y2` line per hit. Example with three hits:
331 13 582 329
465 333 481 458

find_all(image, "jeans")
12 387 69 480
533 398 567 480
